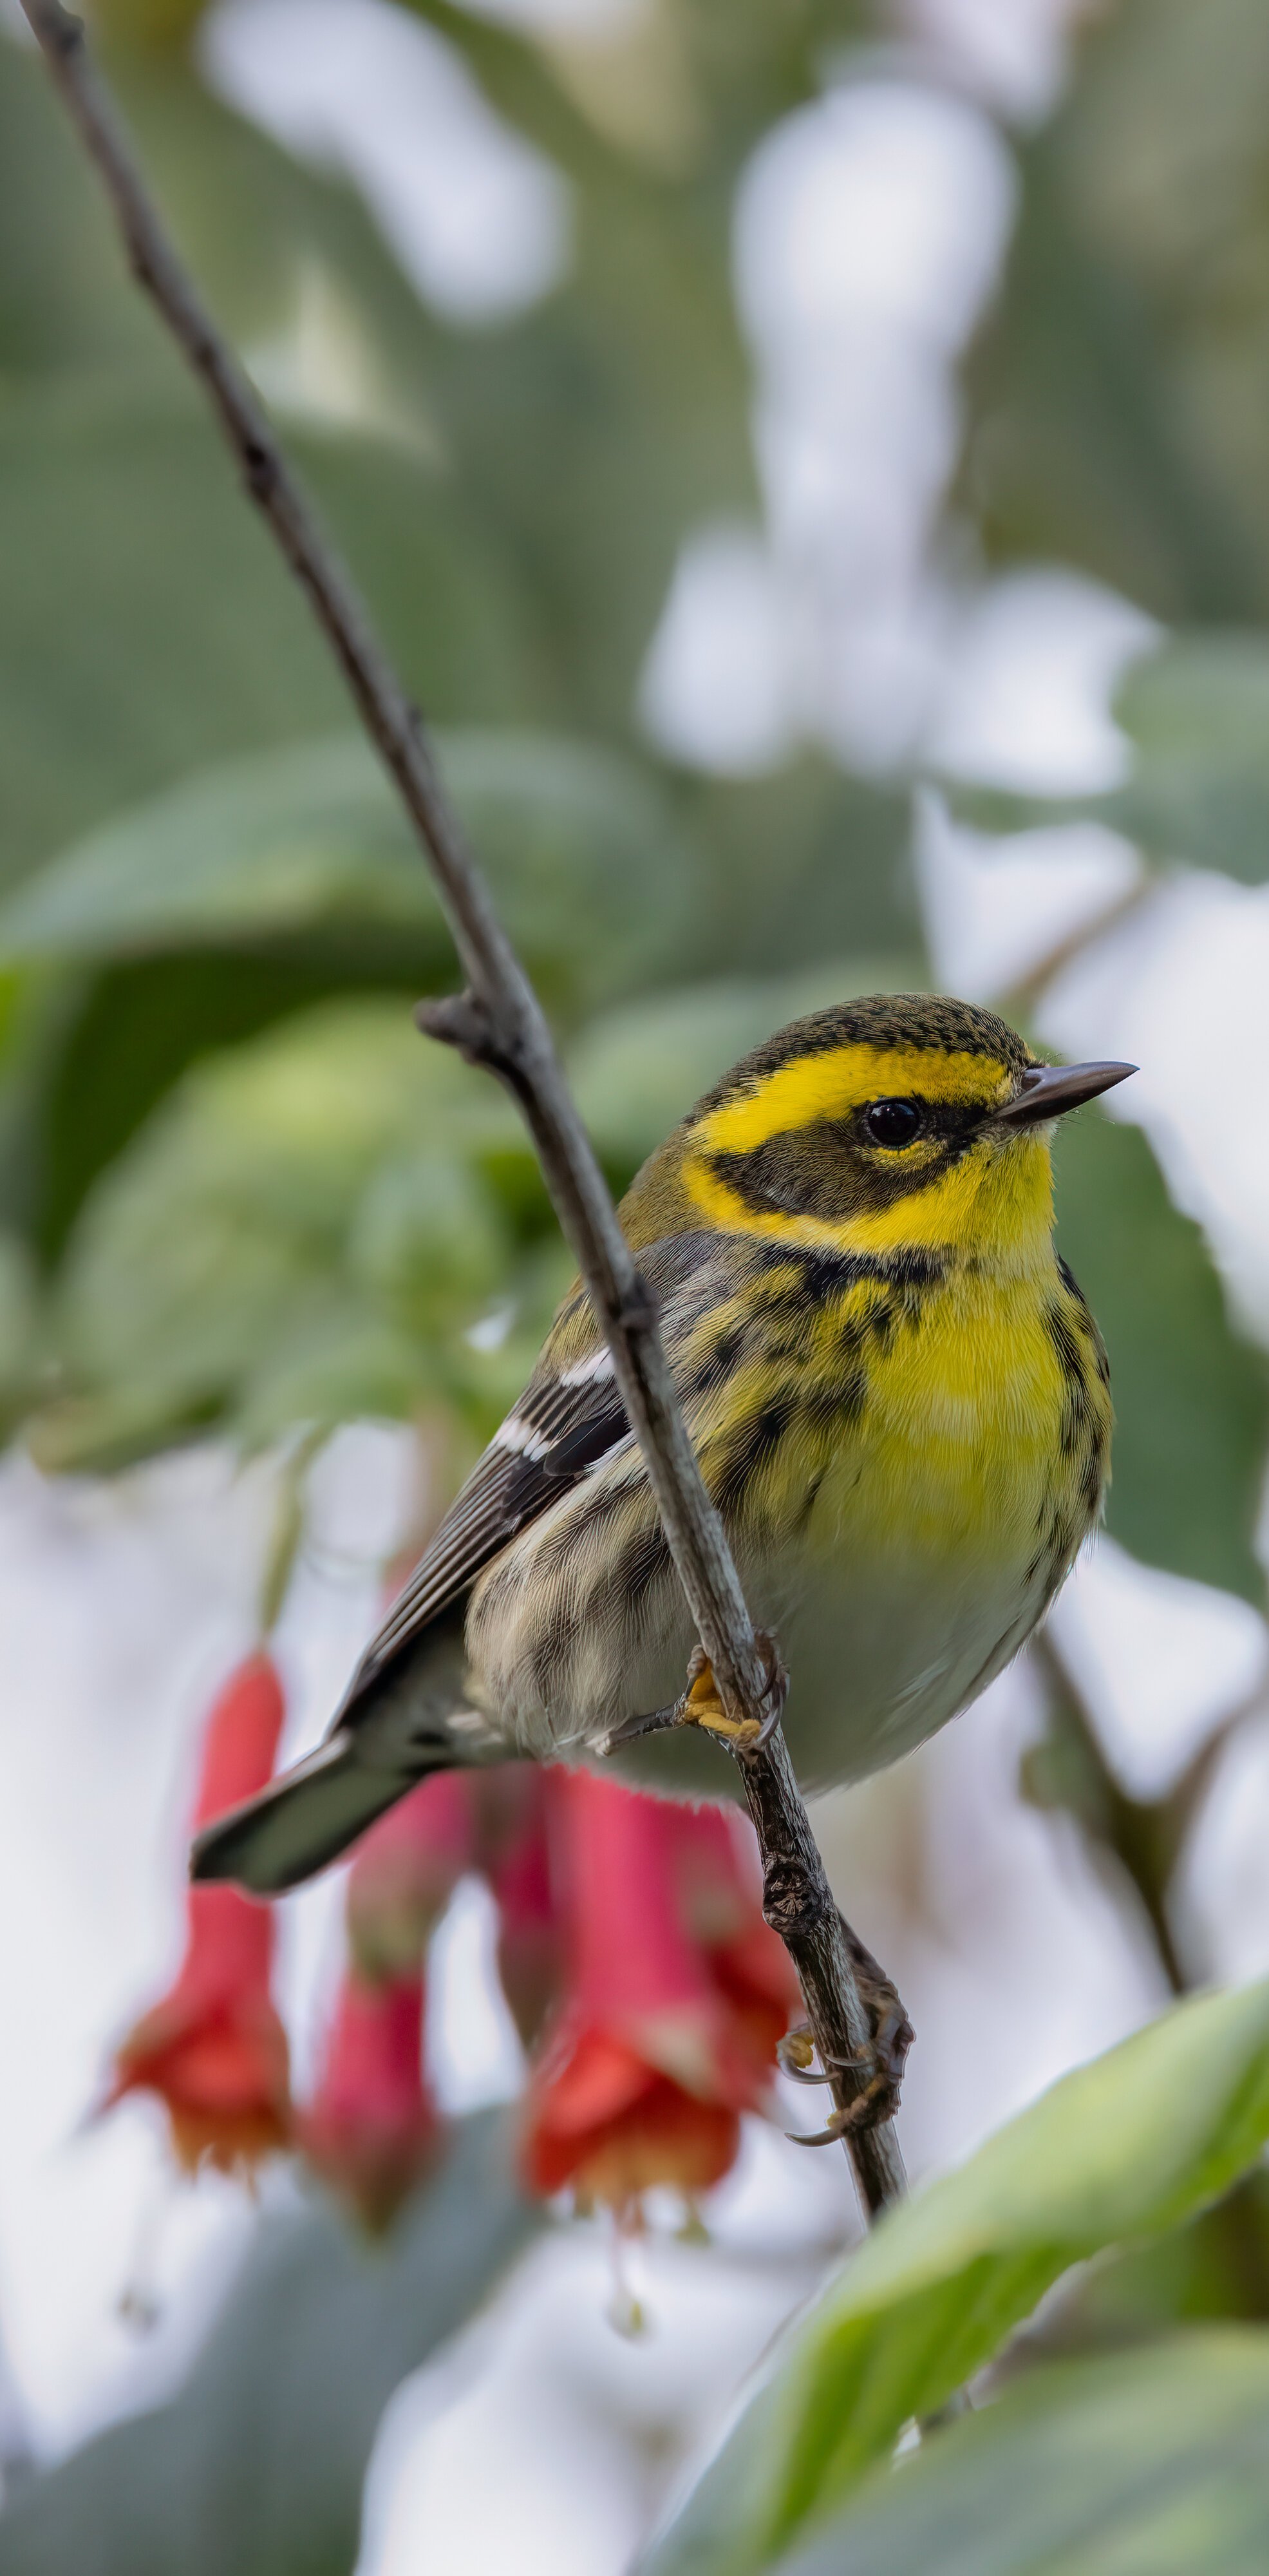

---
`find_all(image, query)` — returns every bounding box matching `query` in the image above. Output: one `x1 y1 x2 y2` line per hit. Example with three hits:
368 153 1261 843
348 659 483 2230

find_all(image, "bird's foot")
782 1922 913 2145
598 1632 786 1757
676 1633 787 1751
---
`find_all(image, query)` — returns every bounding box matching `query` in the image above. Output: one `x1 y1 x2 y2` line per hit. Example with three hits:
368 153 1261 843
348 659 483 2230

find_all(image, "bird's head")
626 994 1134 1271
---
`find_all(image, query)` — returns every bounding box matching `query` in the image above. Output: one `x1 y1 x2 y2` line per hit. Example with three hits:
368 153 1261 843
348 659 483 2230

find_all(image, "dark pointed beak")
994 1059 1137 1128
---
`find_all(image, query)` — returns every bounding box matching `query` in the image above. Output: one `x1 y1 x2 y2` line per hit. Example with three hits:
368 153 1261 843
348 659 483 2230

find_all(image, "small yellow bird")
194 994 1133 1896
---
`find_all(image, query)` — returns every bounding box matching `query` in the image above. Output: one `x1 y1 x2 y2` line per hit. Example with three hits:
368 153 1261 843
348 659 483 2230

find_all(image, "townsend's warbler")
194 993 1133 1895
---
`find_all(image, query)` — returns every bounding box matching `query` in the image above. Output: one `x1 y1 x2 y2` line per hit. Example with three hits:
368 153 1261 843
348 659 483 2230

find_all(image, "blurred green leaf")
0 1228 41 1439
0 38 161 380
1 17 780 757
1053 1111 1269 1602
765 2333 1269 2576
1109 637 1269 876
20 951 411 1266
940 634 1269 883
639 1978 1269 2576
0 2111 541 2576
0 728 696 1014
104 41 447 377
409 1 874 188
682 762 919 975
0 385 537 878
0 17 921 1279
959 0 1269 622
106 12 760 741
1023 2169 1269 2357
33 998 559 1466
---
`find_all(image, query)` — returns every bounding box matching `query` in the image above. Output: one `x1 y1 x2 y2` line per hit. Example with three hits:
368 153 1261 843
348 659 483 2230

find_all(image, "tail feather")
192 1604 489 1895
190 1730 452 1895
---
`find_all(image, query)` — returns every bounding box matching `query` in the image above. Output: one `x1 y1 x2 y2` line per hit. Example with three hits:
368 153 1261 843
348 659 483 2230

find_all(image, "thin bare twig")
20 0 906 2217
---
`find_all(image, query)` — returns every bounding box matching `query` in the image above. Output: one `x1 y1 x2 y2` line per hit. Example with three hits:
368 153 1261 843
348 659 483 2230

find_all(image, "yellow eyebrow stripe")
695 1043 1012 1155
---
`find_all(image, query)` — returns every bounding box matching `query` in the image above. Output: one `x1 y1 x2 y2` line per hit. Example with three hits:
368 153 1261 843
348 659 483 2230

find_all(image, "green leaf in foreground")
775 2331 1269 2576
0 2111 540 2576
639 1978 1269 2576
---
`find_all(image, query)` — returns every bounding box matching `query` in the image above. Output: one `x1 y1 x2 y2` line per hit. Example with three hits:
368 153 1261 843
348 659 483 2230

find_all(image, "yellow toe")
679 1658 759 1743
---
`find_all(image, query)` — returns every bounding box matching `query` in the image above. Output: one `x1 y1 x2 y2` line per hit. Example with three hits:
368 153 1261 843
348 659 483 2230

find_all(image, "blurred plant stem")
1026 1628 1259 1999
18 0 904 2220
1000 878 1156 1025
256 1425 328 1638
1027 1630 1194 1994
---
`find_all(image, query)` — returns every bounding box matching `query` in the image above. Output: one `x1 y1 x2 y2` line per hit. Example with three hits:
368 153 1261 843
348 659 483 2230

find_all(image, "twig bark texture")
21 0 906 2217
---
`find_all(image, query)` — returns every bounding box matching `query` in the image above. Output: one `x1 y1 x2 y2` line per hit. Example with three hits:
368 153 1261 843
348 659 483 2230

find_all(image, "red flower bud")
108 1654 292 2177
301 1967 440 2233
344 1773 477 1980
471 1766 562 2049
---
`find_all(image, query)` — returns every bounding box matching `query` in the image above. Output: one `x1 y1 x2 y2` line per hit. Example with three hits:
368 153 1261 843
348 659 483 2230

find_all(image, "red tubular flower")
471 1766 562 2049
301 1966 440 2233
108 1653 292 2176
300 1767 463 2228
344 1772 476 1980
521 1772 791 2213
671 1804 800 2078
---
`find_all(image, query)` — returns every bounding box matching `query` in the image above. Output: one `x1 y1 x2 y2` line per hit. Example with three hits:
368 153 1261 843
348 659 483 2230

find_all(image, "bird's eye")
863 1098 922 1149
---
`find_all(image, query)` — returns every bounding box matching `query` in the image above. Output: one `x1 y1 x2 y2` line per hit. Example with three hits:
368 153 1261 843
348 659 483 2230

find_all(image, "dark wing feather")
346 1368 631 1698
341 1229 729 1722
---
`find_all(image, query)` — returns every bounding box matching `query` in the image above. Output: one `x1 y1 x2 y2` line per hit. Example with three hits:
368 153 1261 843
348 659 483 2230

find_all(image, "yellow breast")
731 1251 1111 1790
824 1261 1105 1566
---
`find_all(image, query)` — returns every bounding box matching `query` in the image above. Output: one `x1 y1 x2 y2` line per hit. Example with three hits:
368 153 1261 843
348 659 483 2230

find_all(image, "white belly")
464 1475 1058 1803
759 1541 1051 1795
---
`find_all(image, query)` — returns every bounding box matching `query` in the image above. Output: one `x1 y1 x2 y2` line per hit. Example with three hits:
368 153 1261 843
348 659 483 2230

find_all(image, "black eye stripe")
704 1095 990 1226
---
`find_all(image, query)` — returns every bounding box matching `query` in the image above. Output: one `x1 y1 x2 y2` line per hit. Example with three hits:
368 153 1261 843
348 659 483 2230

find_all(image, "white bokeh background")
2 0 1268 2566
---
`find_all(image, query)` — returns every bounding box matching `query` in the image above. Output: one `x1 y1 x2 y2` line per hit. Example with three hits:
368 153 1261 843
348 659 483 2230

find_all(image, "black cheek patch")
709 1115 966 1222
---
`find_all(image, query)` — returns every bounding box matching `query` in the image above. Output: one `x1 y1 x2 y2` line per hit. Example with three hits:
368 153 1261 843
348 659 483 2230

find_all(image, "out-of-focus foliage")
1022 2168 1269 2354
28 1000 549 1468
765 2334 1269 2576
0 390 536 874
640 1978 1269 2576
1053 1112 1269 1602
942 634 1269 882
961 0 1269 623
103 0 840 743
0 732 696 1005
0 2113 540 2576
0 732 917 1018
